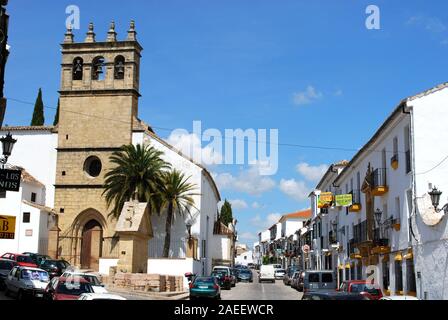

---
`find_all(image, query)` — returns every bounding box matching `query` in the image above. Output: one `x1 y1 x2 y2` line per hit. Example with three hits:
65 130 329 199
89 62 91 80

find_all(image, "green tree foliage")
220 199 233 226
53 98 60 126
31 88 45 126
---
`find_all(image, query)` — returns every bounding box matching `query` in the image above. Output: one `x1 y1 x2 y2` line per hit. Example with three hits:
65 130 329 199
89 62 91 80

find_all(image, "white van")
259 265 275 283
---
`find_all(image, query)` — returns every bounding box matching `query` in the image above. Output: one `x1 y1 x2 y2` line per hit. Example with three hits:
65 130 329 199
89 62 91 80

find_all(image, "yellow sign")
318 192 334 208
0 215 16 239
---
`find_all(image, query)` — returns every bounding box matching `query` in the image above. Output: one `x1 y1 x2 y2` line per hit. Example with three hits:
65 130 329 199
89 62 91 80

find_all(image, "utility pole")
0 0 9 128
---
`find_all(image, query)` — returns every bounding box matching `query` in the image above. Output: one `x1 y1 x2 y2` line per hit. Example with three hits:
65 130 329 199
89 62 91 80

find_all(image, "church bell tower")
53 21 143 270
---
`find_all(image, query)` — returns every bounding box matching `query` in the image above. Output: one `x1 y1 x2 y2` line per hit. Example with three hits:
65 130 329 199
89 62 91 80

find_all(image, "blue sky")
4 0 448 247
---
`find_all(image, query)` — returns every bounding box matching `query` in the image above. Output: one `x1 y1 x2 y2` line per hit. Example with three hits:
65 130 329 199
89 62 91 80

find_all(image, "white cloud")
251 202 262 209
250 213 282 230
238 232 258 241
296 162 329 182
279 179 310 202
407 15 447 33
166 130 222 166
213 164 276 196
229 199 249 210
293 86 323 106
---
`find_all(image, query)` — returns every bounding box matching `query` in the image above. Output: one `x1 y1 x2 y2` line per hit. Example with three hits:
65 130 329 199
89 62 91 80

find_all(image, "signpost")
0 168 21 191
318 192 334 208
0 214 15 239
335 194 353 207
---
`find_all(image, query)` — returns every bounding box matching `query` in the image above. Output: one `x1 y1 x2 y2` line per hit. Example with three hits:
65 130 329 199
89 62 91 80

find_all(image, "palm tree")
158 169 199 258
102 144 170 218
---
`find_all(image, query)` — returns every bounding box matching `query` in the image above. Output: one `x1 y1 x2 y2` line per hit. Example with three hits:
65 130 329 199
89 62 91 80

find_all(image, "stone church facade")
2 22 221 277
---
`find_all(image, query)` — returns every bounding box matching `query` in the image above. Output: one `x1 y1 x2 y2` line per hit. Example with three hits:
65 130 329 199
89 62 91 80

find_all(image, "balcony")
349 189 362 213
371 228 391 255
371 168 389 196
390 154 399 170
328 231 338 245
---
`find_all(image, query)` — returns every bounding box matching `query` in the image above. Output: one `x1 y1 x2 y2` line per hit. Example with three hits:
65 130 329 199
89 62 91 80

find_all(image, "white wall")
408 87 448 299
147 258 194 290
99 258 119 275
0 130 57 208
235 251 253 266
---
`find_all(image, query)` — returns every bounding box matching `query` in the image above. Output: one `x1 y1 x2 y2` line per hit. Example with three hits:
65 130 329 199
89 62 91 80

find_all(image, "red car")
339 280 383 300
48 276 94 300
1 253 38 268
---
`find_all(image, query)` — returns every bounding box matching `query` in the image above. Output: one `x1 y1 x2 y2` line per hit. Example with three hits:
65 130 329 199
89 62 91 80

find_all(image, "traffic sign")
0 215 15 239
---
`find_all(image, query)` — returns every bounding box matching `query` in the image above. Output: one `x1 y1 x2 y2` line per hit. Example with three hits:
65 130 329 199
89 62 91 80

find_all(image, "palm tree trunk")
163 203 173 258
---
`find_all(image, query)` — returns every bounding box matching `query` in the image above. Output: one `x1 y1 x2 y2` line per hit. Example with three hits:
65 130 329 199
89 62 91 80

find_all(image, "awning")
395 253 403 262
338 264 344 270
345 263 351 269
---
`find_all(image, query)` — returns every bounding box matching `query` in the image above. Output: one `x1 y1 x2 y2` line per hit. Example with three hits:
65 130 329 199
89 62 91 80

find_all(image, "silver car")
4 266 50 300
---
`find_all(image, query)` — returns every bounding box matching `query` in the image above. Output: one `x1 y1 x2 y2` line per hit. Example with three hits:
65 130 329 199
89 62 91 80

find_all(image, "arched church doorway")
81 219 103 269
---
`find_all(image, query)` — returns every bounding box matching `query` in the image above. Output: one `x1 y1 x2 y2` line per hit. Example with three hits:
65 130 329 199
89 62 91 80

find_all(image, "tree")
102 144 170 218
53 98 60 126
31 88 45 126
220 199 233 226
158 169 198 258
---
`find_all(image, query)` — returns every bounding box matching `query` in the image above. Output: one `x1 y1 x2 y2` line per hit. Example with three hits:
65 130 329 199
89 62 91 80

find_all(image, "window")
393 137 398 158
406 260 416 293
395 261 403 292
72 57 83 80
382 261 390 290
114 55 125 79
31 192 37 203
309 273 320 283
23 212 31 223
84 156 102 178
321 273 333 283
92 56 106 80
404 126 411 173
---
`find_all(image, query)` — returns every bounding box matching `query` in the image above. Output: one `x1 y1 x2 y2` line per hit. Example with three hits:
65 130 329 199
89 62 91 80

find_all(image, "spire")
64 24 74 44
127 20 137 41
85 22 96 43
107 21 117 42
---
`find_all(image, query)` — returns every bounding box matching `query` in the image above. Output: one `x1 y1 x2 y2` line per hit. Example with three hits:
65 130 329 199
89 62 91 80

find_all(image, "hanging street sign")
0 215 15 239
0 168 21 192
335 194 353 207
318 192 334 208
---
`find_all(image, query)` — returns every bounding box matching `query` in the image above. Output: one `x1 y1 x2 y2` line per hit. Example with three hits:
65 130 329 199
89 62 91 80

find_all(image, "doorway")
81 219 103 269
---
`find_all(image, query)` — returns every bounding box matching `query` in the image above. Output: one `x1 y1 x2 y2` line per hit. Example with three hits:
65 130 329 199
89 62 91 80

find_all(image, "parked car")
1 253 38 268
290 271 301 290
274 268 286 280
189 276 221 300
47 276 94 300
78 293 126 300
271 264 282 270
380 295 419 300
61 270 107 293
297 271 305 292
339 280 383 300
211 271 232 290
22 253 51 266
39 259 70 279
302 290 370 300
237 269 253 282
303 270 337 293
230 268 238 287
247 263 255 269
212 266 233 289
259 265 276 283
4 266 50 300
283 267 298 285
0 259 17 290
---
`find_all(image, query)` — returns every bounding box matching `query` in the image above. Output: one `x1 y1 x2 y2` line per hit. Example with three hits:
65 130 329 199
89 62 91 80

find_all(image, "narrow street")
220 271 303 300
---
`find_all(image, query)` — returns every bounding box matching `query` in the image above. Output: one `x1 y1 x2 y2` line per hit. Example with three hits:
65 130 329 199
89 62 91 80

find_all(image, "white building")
0 165 57 255
308 81 448 300
235 250 253 266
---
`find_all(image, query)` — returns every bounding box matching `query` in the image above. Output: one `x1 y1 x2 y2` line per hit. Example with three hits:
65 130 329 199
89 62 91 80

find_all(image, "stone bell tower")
53 21 143 270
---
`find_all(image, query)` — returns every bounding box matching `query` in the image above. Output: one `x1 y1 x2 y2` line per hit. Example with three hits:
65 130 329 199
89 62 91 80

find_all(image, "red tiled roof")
279 209 312 222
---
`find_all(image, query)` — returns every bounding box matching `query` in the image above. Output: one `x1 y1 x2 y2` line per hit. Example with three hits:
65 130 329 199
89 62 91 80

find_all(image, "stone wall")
110 273 184 293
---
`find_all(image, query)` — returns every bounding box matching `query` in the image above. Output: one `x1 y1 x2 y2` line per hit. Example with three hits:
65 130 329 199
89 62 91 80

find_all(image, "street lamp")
428 187 448 214
374 208 383 240
0 131 16 165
